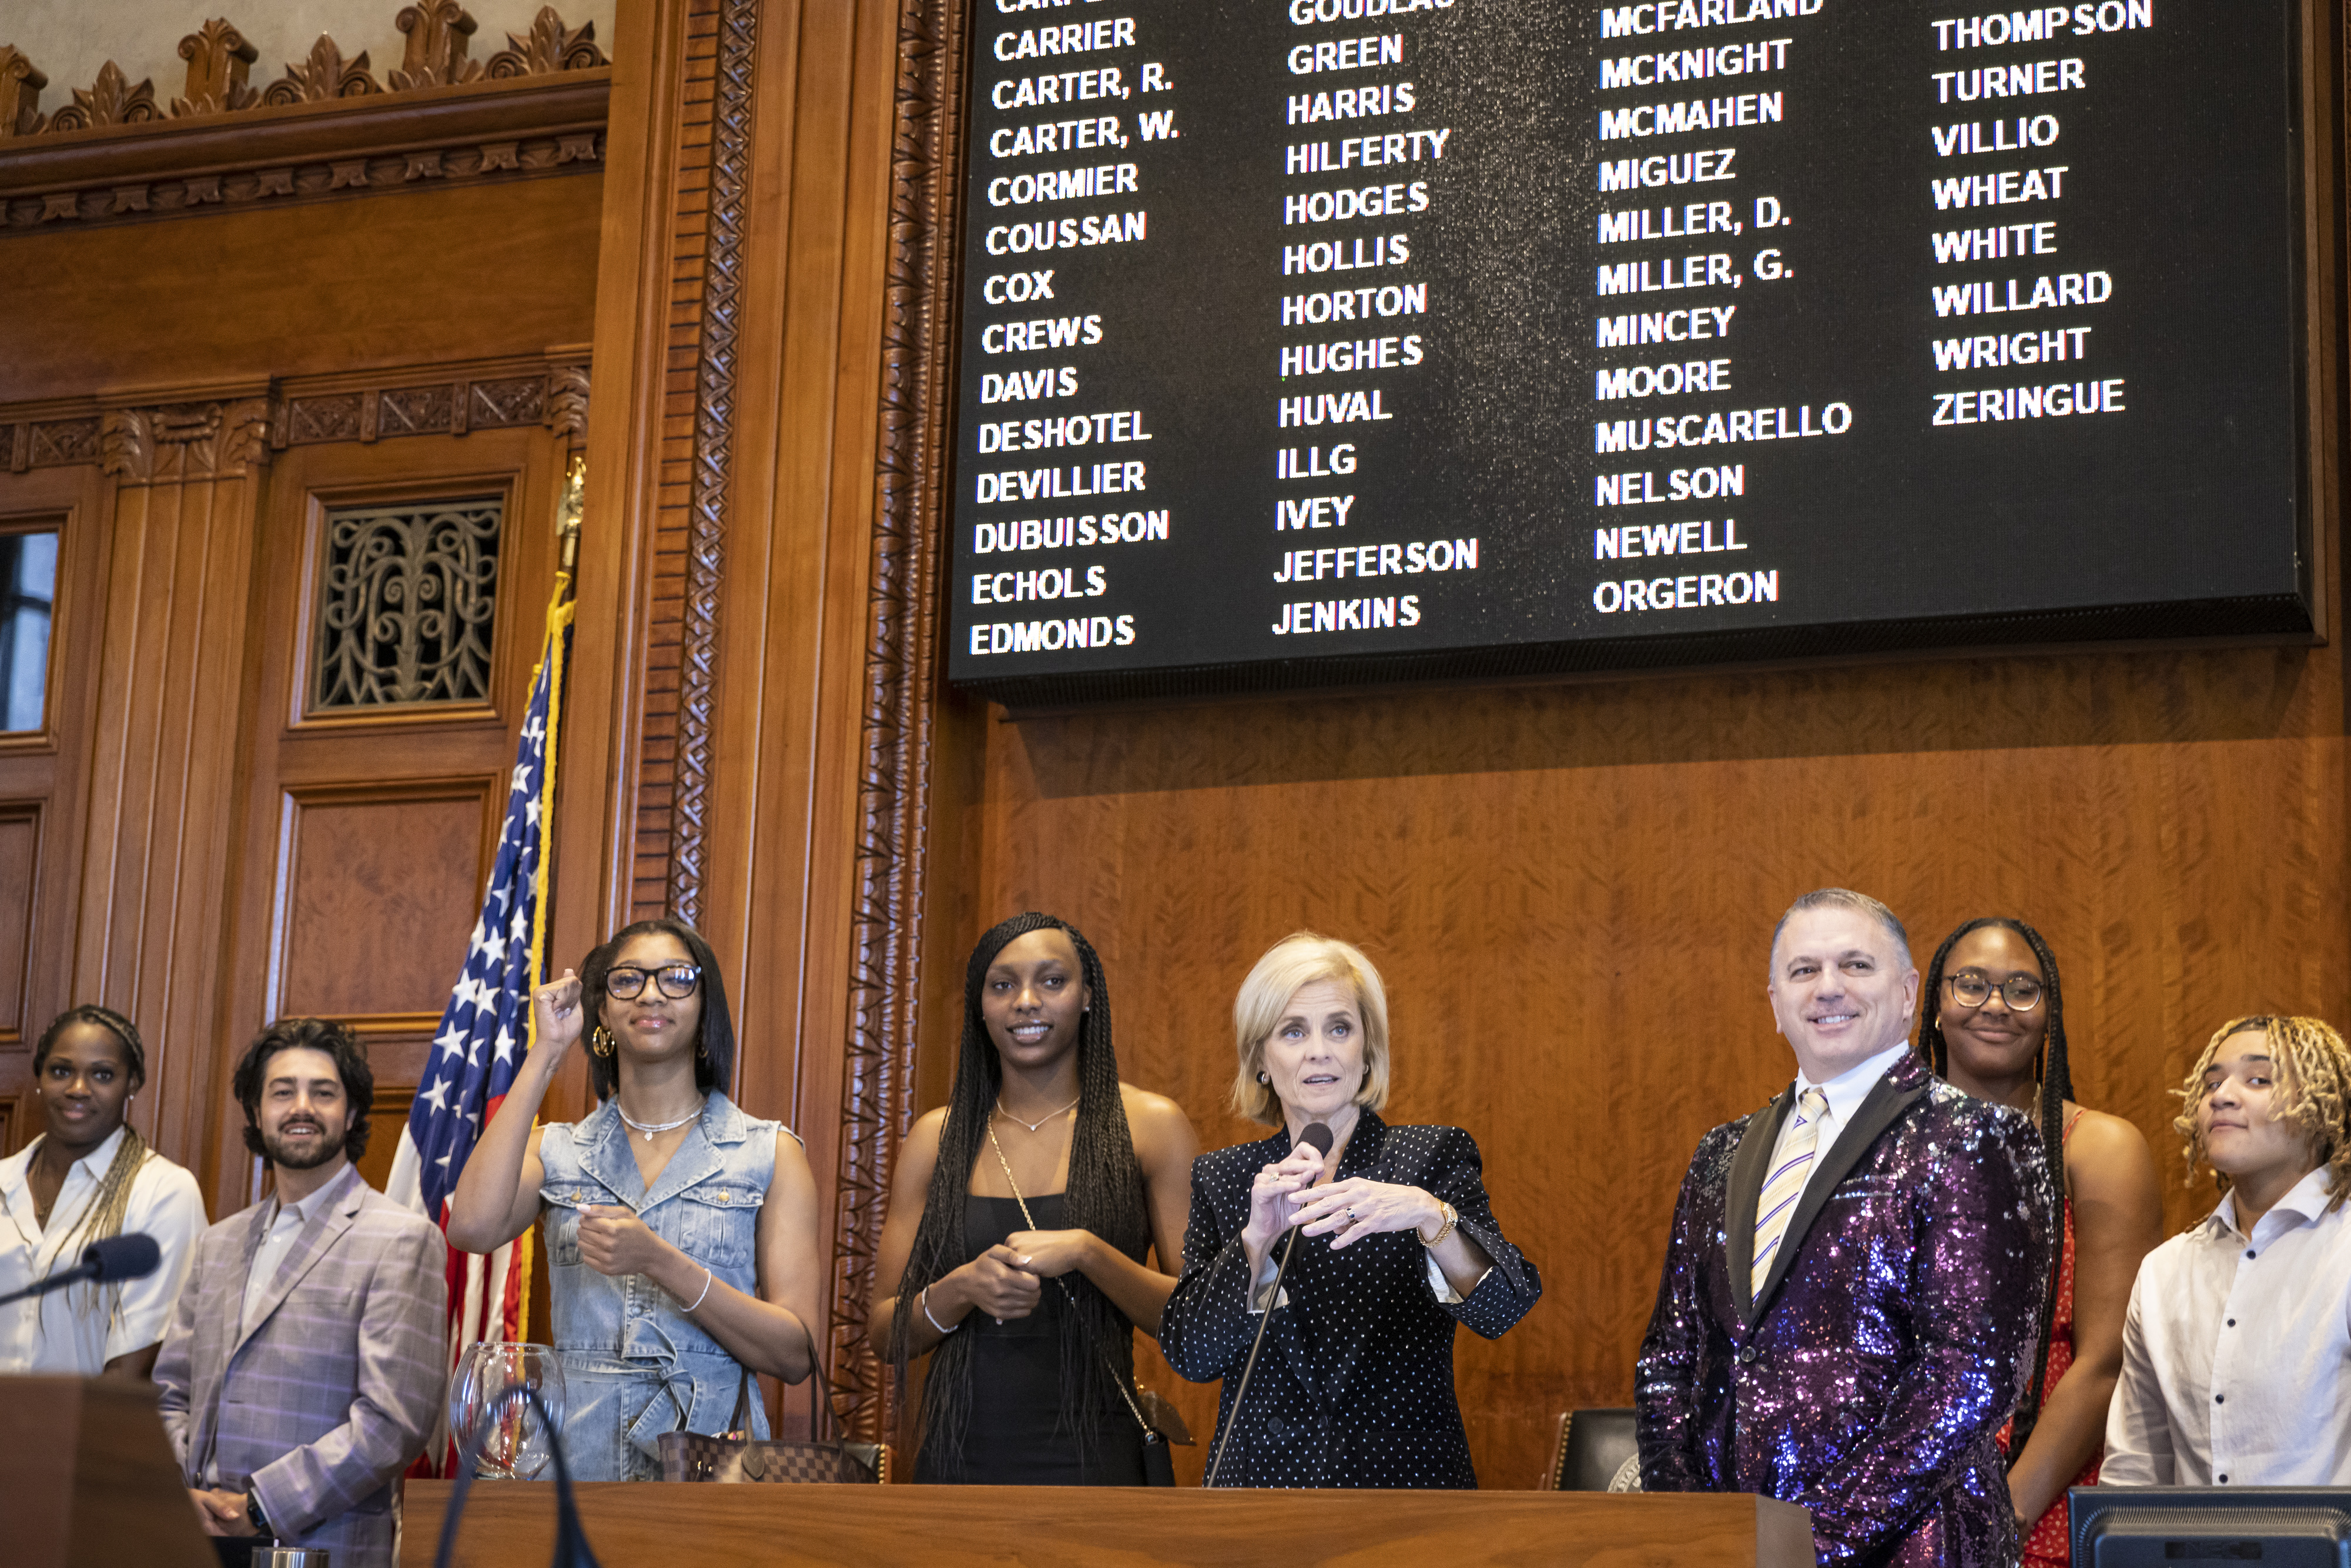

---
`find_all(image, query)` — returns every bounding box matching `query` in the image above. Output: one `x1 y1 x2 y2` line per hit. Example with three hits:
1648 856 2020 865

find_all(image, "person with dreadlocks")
1915 917 2161 1566
0 1004 205 1377
2104 1014 2351 1487
868 913 1200 1485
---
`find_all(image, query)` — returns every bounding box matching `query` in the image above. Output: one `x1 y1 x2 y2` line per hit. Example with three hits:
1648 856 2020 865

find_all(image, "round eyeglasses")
605 963 702 1000
1945 971 2044 1010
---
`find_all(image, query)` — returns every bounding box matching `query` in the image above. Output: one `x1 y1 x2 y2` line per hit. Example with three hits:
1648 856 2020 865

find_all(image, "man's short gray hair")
1769 888 1913 977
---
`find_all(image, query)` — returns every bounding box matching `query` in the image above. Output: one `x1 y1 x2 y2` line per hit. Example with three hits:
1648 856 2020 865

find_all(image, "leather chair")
1543 1407 1640 1491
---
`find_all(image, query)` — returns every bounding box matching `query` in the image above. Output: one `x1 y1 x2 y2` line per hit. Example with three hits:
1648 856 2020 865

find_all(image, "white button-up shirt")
0 1127 207 1373
240 1177 339 1336
1770 1041 1911 1210
2104 1165 2351 1486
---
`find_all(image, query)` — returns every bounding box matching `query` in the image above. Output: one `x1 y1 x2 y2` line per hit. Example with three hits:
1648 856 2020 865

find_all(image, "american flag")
386 565 575 1474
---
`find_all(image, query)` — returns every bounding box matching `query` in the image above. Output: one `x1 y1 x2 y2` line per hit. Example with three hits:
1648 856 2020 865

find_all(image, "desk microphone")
1206 1121 1333 1487
0 1232 162 1308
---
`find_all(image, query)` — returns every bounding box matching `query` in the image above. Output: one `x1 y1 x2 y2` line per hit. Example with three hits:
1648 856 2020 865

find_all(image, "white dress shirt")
1769 1041 1912 1210
242 1177 340 1336
2104 1165 2351 1486
0 1127 208 1373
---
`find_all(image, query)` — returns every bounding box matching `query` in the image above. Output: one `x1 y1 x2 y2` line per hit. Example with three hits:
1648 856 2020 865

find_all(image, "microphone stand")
1205 1221 1308 1488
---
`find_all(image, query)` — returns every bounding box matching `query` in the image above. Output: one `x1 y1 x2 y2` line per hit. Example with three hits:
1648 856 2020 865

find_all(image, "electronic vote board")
947 0 2321 705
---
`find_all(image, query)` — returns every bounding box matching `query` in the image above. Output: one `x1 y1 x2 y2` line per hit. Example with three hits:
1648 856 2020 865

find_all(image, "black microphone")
1207 1121 1334 1487
0 1232 163 1309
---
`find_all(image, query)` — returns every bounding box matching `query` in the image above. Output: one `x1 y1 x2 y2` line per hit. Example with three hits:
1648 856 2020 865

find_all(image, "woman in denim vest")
450 918 820 1480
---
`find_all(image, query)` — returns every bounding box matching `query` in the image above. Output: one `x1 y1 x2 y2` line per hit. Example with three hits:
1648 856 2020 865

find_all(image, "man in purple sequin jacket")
1637 889 2056 1567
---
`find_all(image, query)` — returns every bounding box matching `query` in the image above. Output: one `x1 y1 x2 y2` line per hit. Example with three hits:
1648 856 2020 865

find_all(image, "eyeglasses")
1944 971 2044 1010
605 963 702 1000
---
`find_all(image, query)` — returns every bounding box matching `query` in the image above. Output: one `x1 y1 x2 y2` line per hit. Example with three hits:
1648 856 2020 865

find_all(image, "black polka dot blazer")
1159 1111 1541 1487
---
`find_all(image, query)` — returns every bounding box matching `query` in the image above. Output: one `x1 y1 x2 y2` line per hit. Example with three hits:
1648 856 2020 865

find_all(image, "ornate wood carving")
391 2 486 92
100 397 273 486
546 363 589 447
666 0 761 929
0 46 48 138
312 498 503 709
263 37 382 106
47 63 160 134
487 8 608 78
173 19 261 119
826 0 965 1445
2 7 602 150
1 73 608 234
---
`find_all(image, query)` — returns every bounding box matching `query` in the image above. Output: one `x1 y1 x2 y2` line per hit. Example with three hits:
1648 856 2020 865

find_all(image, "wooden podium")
1 1375 214 1568
404 1481 1813 1566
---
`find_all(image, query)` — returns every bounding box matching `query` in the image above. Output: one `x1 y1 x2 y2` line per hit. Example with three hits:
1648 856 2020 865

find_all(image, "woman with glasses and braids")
448 918 822 1481
1916 917 2162 1565
0 1006 206 1377
868 913 1200 1485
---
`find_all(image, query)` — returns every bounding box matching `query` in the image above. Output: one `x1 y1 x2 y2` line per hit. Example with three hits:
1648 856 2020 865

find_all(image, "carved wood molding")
3 349 587 474
0 69 608 236
100 396 274 486
826 0 964 1445
665 0 761 929
0 6 607 139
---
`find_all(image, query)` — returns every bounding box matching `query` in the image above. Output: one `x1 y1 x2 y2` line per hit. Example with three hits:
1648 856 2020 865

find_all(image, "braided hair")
31 1006 155 1314
1916 916 2071 1465
889 913 1150 1477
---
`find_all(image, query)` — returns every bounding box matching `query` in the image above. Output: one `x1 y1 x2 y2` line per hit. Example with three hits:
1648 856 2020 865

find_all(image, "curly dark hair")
233 1017 375 1162
578 917 735 1103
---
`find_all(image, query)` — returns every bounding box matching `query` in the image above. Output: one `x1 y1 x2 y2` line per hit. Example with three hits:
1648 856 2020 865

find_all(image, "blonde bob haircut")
2173 1013 2351 1208
1230 932 1392 1125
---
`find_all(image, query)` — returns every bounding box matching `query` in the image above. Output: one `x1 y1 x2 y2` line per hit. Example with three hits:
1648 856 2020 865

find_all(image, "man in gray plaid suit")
156 1018 447 1568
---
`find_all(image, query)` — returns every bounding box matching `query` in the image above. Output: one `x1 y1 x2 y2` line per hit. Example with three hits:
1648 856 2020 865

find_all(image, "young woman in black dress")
868 913 1199 1483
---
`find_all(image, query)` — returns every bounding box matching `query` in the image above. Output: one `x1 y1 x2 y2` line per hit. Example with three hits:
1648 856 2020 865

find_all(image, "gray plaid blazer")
155 1161 447 1568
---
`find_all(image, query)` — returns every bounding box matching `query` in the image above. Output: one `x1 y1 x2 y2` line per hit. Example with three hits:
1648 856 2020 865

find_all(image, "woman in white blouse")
0 1006 206 1376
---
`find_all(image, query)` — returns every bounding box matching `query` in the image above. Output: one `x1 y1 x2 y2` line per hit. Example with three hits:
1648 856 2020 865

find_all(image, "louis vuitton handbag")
657 1362 886 1484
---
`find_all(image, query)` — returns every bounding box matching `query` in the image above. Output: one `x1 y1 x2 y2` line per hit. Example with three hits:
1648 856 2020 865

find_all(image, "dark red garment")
1997 1110 2100 1568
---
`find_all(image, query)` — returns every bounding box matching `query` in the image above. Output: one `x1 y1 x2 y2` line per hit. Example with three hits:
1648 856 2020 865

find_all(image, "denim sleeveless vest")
537 1091 787 1480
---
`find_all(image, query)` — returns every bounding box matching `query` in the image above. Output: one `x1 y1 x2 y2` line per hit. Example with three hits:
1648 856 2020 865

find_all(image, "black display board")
946 0 2323 705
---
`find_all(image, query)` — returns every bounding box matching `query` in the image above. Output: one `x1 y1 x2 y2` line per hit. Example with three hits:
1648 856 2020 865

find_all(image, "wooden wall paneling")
963 621 2351 1486
69 389 272 1201
212 426 561 1208
551 0 712 1152
0 464 110 1157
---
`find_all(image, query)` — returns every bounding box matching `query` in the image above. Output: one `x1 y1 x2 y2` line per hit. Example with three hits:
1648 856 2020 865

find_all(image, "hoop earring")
590 1026 617 1058
695 1035 709 1061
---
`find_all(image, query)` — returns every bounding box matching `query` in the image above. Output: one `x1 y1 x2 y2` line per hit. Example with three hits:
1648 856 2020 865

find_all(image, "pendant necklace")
993 1094 1079 1134
618 1100 704 1143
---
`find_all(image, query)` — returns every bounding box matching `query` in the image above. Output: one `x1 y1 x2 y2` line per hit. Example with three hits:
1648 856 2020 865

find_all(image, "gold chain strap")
983 1112 1158 1438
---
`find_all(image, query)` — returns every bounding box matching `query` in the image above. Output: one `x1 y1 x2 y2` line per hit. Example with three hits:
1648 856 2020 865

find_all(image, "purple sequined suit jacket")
1636 1051 2055 1567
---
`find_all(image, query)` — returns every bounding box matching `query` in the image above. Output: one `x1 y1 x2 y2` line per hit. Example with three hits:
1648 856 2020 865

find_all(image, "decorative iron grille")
310 497 502 710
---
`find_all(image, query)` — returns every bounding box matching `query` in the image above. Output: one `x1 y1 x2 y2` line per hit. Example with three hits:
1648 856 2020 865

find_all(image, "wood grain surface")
403 1480 1813 1567
953 634 2347 1486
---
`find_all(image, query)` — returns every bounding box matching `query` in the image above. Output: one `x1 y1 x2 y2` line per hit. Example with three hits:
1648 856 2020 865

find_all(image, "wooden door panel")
0 803 36 1047
275 781 499 1020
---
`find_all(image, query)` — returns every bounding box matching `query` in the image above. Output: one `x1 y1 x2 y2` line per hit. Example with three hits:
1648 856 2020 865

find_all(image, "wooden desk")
404 1481 1813 1566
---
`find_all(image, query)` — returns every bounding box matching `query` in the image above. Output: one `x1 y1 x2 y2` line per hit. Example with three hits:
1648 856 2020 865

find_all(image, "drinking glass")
448 1341 568 1479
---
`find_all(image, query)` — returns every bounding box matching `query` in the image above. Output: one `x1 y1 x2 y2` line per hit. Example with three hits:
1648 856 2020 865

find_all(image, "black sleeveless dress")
910 1193 1149 1485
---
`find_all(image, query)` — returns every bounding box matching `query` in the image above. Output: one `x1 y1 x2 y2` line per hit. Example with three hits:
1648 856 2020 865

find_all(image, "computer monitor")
2070 1486 2351 1566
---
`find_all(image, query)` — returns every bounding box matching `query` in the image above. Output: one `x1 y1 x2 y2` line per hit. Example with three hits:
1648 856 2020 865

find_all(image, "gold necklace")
993 1094 1079 1134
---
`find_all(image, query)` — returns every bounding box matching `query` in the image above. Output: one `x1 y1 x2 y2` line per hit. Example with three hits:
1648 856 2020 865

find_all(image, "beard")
263 1119 348 1171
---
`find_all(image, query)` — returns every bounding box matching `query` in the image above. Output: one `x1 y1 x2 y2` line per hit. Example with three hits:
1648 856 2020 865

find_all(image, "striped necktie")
1752 1087 1829 1298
